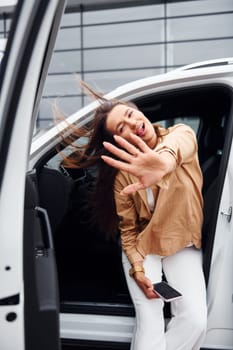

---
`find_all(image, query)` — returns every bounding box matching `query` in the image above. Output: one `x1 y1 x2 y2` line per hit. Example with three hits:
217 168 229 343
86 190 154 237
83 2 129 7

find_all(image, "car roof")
174 57 233 71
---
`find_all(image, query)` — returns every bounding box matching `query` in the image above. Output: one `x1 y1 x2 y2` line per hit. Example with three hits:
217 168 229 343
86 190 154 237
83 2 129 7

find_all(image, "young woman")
59 85 207 350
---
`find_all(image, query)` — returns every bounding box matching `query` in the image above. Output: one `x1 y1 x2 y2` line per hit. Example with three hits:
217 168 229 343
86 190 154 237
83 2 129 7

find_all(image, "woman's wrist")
129 264 145 277
159 150 176 174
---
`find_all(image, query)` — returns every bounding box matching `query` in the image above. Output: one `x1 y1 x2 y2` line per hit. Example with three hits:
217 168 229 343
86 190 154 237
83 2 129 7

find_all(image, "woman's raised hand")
102 133 176 195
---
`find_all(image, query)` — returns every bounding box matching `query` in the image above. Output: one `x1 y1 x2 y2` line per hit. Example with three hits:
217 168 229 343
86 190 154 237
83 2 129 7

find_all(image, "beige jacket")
114 124 203 265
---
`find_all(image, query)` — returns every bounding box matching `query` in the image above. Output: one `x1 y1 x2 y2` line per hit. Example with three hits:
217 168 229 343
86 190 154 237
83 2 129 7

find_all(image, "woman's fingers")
103 141 132 162
102 155 145 194
134 275 159 299
103 135 152 163
102 135 165 194
113 134 151 154
113 135 142 156
101 155 131 172
120 182 145 195
128 133 151 153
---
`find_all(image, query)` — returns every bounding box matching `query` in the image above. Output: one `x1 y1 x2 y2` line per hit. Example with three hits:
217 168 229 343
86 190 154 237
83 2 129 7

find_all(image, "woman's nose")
124 118 136 129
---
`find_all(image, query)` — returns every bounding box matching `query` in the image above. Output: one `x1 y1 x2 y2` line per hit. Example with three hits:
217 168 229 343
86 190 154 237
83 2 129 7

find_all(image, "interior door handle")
35 206 53 249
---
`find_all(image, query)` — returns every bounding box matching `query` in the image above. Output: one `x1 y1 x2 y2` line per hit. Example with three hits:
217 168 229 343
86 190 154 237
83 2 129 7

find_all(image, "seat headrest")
38 167 73 233
204 125 224 155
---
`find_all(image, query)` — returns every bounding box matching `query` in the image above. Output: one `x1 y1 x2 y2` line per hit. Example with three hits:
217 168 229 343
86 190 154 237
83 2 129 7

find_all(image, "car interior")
29 83 233 319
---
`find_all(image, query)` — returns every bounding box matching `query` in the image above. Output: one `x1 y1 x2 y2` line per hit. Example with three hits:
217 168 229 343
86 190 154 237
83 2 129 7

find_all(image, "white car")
1 1 233 350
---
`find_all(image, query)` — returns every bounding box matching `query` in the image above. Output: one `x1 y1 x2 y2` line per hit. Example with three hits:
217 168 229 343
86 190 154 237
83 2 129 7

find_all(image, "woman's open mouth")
136 122 145 137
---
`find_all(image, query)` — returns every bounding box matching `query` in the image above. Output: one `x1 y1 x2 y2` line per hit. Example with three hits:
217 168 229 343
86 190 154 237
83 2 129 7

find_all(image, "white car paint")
0 1 64 349
30 59 233 349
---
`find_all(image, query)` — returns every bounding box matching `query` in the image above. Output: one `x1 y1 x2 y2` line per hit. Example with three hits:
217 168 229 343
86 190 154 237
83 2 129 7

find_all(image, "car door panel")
205 133 233 347
24 173 60 350
0 0 66 349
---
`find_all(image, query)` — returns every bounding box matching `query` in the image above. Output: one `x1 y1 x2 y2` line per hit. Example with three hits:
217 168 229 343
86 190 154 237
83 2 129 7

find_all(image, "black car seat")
201 124 224 195
37 167 74 233
201 123 225 282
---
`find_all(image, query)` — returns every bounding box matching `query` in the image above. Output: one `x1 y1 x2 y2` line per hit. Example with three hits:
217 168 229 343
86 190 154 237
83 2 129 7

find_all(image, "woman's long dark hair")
56 82 129 236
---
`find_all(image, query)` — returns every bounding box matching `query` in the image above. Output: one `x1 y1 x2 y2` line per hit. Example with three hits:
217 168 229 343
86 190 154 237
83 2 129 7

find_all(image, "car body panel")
61 313 134 343
0 0 66 349
206 146 233 348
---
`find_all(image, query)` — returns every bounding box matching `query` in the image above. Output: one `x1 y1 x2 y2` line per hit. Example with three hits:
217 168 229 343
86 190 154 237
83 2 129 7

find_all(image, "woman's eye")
119 125 124 133
128 111 133 118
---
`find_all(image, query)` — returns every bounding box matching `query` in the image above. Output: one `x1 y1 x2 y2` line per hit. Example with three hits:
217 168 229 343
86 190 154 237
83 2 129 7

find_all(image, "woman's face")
105 104 157 149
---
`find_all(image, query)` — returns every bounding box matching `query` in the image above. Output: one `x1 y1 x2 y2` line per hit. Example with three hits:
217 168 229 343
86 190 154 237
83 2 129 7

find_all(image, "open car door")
0 0 66 349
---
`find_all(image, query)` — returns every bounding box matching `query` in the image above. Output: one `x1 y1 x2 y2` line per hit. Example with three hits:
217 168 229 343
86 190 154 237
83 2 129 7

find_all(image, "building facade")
1 0 233 129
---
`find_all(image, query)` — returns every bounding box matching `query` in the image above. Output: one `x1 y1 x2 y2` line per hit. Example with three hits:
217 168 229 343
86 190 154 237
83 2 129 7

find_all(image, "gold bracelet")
129 266 145 277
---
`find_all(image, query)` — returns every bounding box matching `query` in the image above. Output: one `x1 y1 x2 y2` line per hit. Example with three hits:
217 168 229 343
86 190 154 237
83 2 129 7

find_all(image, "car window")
46 136 88 170
157 116 200 134
0 38 6 64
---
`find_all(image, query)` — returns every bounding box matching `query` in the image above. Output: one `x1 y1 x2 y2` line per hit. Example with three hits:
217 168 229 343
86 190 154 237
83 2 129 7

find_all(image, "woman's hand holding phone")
133 273 160 299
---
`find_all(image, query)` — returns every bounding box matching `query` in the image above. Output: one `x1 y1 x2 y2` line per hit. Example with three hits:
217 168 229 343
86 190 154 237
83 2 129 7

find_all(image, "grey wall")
1 0 233 129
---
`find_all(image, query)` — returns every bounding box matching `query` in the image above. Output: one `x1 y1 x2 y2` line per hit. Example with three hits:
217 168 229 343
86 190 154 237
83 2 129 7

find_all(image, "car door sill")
60 300 135 317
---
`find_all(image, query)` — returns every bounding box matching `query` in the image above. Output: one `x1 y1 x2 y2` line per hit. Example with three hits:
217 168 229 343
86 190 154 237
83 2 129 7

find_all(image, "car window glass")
0 7 14 65
157 117 200 134
47 136 88 170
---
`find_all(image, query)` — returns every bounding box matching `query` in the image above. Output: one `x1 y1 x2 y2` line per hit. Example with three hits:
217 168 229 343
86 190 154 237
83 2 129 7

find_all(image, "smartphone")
153 281 182 302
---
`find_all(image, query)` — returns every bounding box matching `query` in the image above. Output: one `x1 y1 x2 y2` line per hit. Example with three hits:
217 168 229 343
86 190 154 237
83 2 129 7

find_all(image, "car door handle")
35 206 53 249
220 206 232 222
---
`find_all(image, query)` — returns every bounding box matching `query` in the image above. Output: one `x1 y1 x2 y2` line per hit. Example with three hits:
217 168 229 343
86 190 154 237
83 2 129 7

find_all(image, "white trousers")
122 247 207 350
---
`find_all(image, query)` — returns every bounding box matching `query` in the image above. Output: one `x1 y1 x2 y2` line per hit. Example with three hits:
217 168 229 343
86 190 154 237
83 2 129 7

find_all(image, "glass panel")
84 20 164 47
84 68 164 94
38 97 56 128
38 96 82 130
167 39 233 67
84 4 164 24
60 12 80 26
167 0 233 16
37 0 233 132
43 74 82 97
0 15 12 40
6 18 12 31
54 96 82 116
157 117 200 134
167 14 233 41
48 50 81 74
54 27 81 50
0 18 4 32
174 117 200 134
0 37 6 63
84 44 165 70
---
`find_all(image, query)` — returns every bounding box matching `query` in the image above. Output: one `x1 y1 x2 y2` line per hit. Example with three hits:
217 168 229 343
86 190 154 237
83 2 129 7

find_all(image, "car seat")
37 167 74 233
201 124 224 195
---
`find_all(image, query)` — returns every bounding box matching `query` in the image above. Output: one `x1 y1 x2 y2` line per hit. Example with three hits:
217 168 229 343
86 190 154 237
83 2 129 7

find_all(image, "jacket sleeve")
156 124 198 165
114 172 144 265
